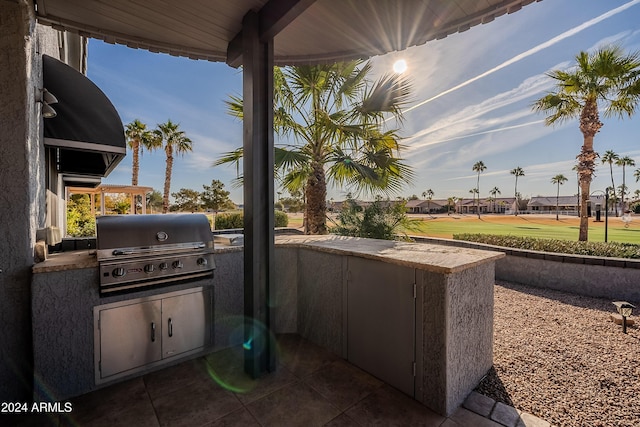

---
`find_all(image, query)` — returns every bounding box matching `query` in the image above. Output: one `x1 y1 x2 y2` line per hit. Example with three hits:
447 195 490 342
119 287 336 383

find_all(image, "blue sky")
92 0 640 204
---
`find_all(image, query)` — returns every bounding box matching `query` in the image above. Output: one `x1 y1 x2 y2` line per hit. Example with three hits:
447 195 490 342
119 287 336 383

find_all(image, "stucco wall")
0 2 54 401
496 255 640 302
211 250 245 351
444 263 494 415
419 264 494 416
297 248 344 356
413 236 640 303
274 247 298 333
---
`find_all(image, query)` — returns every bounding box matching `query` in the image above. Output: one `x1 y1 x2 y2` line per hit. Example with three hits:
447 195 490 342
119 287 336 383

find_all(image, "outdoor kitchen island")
31 235 503 416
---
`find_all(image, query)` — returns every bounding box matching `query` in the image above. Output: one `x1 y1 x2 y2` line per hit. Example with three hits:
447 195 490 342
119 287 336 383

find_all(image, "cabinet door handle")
151 322 156 342
168 318 173 337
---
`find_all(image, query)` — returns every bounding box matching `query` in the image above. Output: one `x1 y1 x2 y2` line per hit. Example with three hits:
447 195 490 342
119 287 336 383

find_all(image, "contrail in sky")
407 119 545 149
404 0 640 114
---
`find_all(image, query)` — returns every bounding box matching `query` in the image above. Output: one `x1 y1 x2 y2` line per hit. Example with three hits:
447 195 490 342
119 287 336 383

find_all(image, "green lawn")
283 213 640 244
407 214 640 244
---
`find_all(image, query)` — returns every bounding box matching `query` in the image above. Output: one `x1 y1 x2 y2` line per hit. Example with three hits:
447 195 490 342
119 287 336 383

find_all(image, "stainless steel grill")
96 214 215 294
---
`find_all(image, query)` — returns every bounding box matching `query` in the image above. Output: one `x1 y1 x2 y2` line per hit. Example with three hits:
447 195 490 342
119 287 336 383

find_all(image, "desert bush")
331 198 420 241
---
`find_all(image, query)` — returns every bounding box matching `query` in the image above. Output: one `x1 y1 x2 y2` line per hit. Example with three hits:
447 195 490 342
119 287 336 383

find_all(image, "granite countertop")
274 235 504 274
32 250 99 273
33 235 504 274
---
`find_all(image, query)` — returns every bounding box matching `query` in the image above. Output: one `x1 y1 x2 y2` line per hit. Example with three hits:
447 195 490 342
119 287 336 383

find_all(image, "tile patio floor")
7 335 543 427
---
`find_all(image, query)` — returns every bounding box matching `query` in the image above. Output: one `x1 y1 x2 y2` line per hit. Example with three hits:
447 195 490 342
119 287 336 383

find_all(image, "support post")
242 11 276 378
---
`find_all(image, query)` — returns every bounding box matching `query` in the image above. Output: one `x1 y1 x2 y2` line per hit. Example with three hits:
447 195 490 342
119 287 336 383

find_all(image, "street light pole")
605 188 610 243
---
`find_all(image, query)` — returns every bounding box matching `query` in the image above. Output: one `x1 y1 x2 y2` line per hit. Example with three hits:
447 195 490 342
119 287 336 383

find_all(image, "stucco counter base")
31 237 502 417
275 235 504 416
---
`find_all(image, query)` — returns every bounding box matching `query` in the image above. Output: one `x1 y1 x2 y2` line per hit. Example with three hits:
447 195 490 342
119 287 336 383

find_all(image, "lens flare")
205 315 279 394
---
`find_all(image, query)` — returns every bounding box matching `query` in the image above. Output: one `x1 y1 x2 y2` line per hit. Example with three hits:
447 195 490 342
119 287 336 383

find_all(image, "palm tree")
617 184 629 210
154 120 193 214
125 120 158 185
533 46 640 241
472 161 486 218
146 190 163 213
489 186 501 213
469 188 478 215
602 150 619 216
125 119 160 213
510 167 525 215
616 155 635 212
551 174 568 220
422 189 434 216
218 60 412 234
635 168 640 184
447 197 455 215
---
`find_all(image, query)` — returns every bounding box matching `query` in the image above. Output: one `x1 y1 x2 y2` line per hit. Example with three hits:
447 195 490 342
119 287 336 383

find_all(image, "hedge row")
214 211 288 230
453 233 640 259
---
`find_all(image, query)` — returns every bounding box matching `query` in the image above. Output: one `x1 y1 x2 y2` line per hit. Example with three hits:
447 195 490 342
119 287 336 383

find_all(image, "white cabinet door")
161 290 212 358
98 300 162 378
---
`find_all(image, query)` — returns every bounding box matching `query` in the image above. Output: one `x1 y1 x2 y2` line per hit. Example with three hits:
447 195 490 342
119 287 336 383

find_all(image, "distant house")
405 199 446 214
456 197 516 214
528 196 578 214
528 195 609 216
405 197 515 214
483 197 516 214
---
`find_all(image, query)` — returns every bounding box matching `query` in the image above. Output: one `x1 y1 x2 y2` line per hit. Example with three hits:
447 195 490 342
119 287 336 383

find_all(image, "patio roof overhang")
34 0 540 67
31 0 540 379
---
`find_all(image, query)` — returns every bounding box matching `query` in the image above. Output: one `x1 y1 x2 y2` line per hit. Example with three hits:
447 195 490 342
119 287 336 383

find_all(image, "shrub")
453 233 640 259
67 194 96 237
214 211 288 230
331 198 420 241
215 213 243 230
275 210 289 227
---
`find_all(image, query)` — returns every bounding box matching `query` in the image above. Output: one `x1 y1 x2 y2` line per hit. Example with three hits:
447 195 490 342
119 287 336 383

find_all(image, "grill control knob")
144 264 155 273
112 267 126 278
197 257 208 267
159 262 169 270
172 260 184 270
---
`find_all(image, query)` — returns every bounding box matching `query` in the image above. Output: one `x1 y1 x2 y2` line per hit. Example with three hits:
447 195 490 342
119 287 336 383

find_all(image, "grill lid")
96 214 213 251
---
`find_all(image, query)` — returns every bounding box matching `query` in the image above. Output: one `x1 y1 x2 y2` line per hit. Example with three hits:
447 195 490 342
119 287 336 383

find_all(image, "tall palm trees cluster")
601 150 637 217
125 119 193 214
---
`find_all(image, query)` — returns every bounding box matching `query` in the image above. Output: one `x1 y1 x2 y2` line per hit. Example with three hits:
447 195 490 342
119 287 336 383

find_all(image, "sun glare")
393 59 407 74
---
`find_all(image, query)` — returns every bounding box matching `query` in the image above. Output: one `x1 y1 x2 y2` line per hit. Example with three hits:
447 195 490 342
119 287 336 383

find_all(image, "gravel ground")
475 282 640 427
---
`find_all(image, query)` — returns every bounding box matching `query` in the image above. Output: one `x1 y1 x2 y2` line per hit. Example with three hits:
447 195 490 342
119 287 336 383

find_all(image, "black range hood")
43 54 125 179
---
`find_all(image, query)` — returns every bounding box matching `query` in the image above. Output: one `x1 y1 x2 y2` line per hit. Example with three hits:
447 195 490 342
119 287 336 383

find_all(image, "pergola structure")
33 0 540 378
67 184 154 215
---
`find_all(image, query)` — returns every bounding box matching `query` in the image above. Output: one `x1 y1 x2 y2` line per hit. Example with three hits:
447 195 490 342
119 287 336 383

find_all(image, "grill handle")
168 318 173 337
110 242 207 257
112 249 134 256
151 322 156 342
